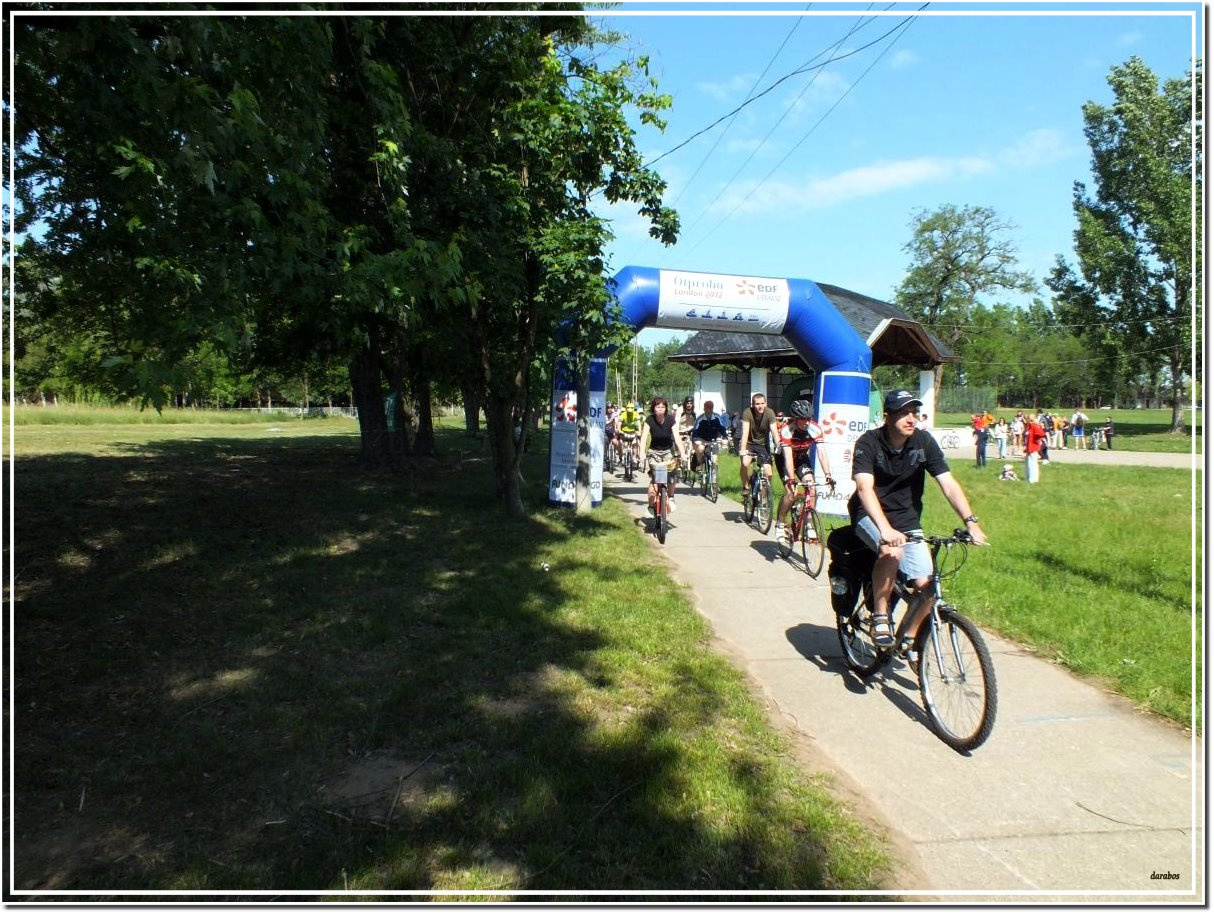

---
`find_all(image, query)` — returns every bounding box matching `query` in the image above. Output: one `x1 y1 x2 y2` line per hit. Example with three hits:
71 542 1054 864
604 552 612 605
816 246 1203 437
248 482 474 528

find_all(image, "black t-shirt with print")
848 426 949 532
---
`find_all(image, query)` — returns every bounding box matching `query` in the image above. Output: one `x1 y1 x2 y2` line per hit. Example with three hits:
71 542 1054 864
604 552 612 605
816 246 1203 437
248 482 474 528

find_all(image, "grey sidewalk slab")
606 470 1203 903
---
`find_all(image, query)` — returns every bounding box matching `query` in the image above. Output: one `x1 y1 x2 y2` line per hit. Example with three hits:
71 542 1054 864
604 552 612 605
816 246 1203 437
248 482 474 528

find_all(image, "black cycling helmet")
789 399 813 419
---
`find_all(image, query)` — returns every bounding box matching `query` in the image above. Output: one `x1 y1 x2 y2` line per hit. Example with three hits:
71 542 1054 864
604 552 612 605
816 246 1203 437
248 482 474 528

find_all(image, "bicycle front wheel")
623 449 633 482
743 477 756 524
800 507 825 578
917 609 997 752
655 487 667 543
709 461 719 503
756 477 773 534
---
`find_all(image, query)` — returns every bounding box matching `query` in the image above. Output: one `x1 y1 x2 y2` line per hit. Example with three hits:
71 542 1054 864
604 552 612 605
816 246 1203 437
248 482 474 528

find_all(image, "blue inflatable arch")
548 265 873 513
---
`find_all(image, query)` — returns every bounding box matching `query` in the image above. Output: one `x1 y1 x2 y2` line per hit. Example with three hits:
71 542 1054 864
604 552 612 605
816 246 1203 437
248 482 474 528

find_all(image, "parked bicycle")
777 480 833 577
938 429 961 449
742 463 773 534
696 440 722 503
832 528 997 752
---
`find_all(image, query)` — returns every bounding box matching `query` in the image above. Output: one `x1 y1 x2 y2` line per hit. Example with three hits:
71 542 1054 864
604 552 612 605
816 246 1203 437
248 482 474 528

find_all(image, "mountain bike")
697 440 721 502
742 463 773 534
621 433 638 482
604 435 616 474
835 529 997 752
777 480 833 577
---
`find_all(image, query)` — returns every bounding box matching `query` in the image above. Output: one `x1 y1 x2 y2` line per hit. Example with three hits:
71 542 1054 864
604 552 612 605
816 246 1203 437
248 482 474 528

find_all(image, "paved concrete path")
605 458 1202 903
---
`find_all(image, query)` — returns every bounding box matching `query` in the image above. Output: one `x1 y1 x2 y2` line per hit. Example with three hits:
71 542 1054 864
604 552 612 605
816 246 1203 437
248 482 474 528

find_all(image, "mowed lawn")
8 411 892 898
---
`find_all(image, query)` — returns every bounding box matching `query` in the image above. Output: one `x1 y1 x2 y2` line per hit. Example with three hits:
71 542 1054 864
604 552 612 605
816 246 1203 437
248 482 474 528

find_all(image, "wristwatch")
964 514 980 525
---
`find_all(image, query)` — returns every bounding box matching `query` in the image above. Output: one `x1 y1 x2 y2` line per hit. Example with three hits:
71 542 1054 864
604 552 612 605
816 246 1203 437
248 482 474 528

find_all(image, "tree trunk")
349 342 395 471
1169 352 1187 433
462 383 482 436
484 392 524 516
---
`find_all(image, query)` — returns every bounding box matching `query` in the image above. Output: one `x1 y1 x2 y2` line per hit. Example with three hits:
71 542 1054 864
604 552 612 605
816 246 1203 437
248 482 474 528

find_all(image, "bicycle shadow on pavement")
786 623 933 732
747 538 784 563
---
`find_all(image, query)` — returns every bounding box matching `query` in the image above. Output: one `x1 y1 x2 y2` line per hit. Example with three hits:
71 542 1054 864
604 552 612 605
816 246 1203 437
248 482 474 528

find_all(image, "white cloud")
997 128 1076 168
711 156 995 214
889 49 919 70
1118 30 1144 46
695 74 757 102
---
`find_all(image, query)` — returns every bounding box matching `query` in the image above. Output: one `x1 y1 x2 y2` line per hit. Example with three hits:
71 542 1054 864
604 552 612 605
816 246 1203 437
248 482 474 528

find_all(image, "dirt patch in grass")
321 753 442 824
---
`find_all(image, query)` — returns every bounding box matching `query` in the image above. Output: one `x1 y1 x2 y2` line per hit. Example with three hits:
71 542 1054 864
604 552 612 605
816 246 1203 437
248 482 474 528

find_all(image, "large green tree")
893 204 1038 390
1047 57 1200 431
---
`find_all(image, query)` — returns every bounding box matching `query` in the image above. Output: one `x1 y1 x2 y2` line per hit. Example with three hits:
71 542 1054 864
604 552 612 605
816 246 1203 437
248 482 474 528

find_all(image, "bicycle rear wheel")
837 591 883 677
917 609 997 752
800 507 825 578
755 476 773 534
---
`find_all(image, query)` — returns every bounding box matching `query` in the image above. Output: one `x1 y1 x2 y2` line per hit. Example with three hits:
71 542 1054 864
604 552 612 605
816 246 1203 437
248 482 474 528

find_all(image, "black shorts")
745 443 772 465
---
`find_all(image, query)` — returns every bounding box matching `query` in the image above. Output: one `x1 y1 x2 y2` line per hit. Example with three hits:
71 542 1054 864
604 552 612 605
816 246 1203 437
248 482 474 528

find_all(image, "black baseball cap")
884 389 923 413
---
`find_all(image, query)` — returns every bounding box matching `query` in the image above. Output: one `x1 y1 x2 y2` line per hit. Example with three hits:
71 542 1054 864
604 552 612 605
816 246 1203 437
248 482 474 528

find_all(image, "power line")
675 6 888 243
667 5 813 212
968 344 1183 368
682 10 920 258
645 8 926 171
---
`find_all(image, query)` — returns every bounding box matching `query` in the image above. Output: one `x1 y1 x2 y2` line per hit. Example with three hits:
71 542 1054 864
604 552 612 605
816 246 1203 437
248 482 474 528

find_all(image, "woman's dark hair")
649 396 668 413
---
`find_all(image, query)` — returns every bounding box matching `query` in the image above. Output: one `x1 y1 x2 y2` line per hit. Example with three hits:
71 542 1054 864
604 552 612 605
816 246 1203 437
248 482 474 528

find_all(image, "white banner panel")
813 404 872 516
657 270 790 334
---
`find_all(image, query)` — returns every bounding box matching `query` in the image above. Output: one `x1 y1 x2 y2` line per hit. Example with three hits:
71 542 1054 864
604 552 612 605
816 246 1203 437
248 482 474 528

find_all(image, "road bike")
696 440 722 503
620 433 638 482
835 529 997 752
777 480 833 577
649 459 677 544
742 462 773 535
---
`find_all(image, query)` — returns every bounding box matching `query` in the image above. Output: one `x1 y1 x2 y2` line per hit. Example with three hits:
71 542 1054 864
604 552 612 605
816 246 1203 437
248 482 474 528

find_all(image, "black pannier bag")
826 524 875 616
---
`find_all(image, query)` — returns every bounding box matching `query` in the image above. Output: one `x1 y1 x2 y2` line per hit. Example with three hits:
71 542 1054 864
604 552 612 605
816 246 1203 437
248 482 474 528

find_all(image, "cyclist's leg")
740 451 753 492
895 532 934 642
855 516 901 645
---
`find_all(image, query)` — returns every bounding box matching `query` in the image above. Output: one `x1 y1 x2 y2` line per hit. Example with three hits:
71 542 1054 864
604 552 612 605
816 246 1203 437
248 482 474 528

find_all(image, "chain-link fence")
936 386 999 414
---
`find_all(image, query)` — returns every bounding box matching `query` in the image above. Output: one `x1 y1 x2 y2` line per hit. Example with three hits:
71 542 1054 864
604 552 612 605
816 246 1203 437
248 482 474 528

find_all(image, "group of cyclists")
604 388 991 651
603 392 838 545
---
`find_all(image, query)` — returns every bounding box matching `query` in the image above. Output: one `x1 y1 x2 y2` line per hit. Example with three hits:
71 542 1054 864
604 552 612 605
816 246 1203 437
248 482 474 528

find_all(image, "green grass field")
9 410 892 897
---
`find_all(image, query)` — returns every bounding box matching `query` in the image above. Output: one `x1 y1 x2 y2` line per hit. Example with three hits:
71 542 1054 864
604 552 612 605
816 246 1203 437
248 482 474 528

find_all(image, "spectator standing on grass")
972 413 990 469
991 417 1008 459
1103 416 1115 450
1071 409 1088 450
1011 412 1025 457
1024 417 1047 483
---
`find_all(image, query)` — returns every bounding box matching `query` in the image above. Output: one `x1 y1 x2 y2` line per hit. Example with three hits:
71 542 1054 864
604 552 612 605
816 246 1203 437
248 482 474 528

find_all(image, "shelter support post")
919 369 937 427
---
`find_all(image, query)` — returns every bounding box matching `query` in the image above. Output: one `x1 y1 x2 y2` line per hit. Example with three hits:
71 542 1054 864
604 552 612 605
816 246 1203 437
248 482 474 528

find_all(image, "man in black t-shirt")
849 389 989 647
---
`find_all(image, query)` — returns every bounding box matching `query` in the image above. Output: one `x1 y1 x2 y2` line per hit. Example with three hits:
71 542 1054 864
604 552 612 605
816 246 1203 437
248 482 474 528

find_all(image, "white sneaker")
774 523 787 542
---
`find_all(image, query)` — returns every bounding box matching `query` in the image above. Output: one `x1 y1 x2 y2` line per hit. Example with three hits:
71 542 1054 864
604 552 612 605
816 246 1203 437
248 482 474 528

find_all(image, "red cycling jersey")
778 417 825 454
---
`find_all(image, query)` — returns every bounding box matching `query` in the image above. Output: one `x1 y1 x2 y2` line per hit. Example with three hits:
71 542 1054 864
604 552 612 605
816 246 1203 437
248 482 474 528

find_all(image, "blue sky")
589 1 1203 346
